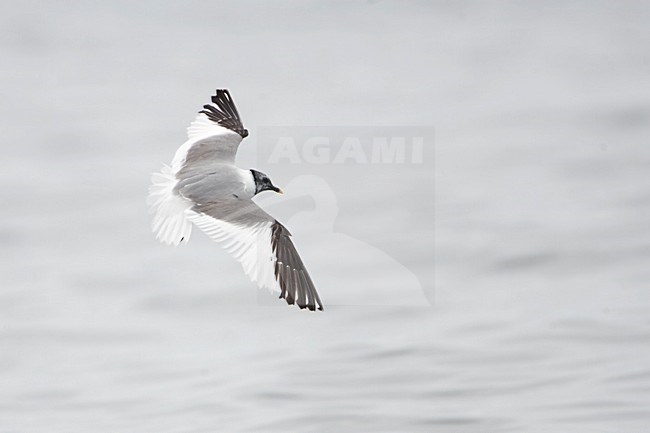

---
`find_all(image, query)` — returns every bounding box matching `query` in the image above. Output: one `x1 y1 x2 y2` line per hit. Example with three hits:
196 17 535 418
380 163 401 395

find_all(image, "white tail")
147 164 193 246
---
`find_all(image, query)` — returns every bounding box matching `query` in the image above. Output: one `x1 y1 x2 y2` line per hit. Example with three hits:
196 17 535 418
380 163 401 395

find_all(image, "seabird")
148 89 323 311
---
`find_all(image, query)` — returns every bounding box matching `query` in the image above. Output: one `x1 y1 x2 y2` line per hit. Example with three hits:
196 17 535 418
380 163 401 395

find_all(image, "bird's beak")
276 188 284 194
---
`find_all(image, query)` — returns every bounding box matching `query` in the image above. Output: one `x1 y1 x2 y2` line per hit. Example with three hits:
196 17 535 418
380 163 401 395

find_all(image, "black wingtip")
271 221 325 312
198 89 249 138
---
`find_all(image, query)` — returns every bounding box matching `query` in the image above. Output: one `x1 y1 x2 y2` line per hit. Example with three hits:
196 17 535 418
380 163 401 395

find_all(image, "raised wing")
187 199 324 311
171 89 247 172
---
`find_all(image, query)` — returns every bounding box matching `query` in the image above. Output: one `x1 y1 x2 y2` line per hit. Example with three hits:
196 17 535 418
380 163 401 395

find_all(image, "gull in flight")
148 89 323 311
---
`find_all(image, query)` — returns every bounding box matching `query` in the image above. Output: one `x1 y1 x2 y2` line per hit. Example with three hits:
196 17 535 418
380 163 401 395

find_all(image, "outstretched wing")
171 89 248 172
186 199 324 311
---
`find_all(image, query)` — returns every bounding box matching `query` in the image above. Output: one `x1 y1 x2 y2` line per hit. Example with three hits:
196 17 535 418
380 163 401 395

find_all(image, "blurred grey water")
2 1 650 432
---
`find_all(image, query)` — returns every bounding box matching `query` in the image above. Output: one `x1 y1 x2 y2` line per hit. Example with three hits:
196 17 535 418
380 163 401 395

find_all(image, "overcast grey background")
1 1 650 432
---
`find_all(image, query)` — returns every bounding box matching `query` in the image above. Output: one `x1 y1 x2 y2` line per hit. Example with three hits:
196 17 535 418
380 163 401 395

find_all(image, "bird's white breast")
238 168 256 199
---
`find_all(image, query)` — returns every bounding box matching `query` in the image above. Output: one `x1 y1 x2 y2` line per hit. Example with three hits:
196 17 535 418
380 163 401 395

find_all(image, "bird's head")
250 169 283 195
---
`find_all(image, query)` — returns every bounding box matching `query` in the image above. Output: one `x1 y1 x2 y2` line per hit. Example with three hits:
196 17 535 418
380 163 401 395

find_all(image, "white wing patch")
186 113 235 140
147 164 193 246
187 211 279 293
169 113 241 173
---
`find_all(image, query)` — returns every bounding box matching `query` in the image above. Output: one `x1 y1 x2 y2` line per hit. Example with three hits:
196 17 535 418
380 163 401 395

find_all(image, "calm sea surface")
1 2 649 432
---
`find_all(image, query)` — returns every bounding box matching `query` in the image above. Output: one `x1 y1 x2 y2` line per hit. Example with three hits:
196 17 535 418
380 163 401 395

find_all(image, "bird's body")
176 164 256 202
148 89 323 311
